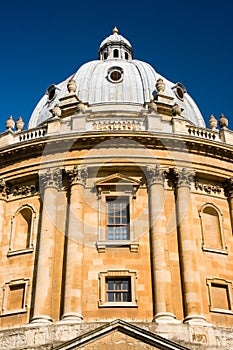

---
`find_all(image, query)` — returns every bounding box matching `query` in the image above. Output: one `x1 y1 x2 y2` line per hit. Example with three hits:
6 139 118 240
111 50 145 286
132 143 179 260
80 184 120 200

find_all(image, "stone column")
224 178 233 231
31 168 62 324
61 166 87 322
147 165 177 323
172 168 206 324
0 179 7 237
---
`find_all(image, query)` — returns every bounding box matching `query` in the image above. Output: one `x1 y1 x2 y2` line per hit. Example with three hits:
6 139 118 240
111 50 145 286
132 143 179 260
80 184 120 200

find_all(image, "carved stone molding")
146 164 165 186
195 180 221 195
224 178 233 198
167 167 195 189
11 184 38 198
68 165 88 187
40 168 62 191
0 178 8 199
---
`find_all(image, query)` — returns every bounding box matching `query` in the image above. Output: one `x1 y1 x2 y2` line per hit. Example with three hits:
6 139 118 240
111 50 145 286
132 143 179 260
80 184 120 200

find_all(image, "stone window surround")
95 173 140 253
98 269 138 308
206 278 233 314
7 204 36 257
0 278 30 316
199 202 228 255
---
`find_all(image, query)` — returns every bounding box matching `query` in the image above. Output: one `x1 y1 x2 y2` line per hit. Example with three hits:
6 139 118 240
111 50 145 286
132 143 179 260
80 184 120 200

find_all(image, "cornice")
1 131 233 167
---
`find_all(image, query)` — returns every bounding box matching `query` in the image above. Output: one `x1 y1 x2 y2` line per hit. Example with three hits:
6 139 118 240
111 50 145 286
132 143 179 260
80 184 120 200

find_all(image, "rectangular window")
106 277 131 302
107 197 129 240
1 279 29 316
211 283 230 310
98 270 137 307
206 278 233 314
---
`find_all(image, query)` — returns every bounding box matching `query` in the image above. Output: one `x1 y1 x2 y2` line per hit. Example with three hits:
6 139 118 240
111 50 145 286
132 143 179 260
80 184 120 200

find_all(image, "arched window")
199 204 227 253
125 52 129 60
113 49 119 58
103 51 108 60
8 205 35 255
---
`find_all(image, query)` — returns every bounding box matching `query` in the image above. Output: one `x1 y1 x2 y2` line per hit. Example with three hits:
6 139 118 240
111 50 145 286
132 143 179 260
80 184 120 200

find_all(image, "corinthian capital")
69 165 88 187
146 164 165 187
40 168 62 191
224 177 233 198
168 167 195 189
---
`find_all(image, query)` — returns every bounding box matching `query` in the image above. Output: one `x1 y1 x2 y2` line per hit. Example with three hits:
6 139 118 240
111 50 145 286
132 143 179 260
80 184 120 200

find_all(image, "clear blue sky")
0 0 232 132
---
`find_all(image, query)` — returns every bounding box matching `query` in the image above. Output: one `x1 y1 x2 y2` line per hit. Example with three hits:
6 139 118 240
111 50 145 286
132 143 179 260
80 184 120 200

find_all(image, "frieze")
195 180 222 195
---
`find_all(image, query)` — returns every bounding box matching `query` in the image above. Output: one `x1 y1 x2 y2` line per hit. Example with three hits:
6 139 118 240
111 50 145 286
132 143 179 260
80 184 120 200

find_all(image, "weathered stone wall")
0 322 233 349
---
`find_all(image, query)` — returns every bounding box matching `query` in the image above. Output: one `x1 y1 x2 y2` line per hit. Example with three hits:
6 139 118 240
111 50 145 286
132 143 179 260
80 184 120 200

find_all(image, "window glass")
107 197 129 240
106 277 131 302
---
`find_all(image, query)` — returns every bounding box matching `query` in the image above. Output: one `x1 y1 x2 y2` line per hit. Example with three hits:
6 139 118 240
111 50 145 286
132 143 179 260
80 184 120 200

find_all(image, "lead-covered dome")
28 28 205 129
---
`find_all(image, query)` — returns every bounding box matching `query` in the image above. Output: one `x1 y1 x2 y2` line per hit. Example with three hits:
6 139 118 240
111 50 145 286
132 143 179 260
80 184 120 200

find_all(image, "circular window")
108 67 123 83
46 84 56 101
174 83 186 101
176 86 184 99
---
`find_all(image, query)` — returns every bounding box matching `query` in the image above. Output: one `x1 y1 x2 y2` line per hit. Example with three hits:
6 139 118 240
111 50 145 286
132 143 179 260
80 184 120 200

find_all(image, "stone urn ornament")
6 115 15 130
208 115 218 131
51 104 62 118
219 113 228 129
67 79 77 93
156 78 165 93
15 116 25 131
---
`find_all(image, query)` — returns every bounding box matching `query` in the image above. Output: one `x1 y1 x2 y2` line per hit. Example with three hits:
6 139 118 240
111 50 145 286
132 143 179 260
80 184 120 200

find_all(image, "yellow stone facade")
0 30 233 349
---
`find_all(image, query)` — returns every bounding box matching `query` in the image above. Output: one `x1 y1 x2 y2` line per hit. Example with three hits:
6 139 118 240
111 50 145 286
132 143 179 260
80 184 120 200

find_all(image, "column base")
183 314 210 325
153 312 180 324
60 312 83 323
30 315 53 325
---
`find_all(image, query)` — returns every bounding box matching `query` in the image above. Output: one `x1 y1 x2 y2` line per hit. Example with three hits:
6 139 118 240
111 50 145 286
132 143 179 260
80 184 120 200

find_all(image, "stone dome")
28 29 205 129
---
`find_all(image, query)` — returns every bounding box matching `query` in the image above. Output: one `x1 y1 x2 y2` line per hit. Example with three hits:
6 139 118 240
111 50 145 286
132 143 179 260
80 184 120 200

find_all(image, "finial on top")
113 26 119 34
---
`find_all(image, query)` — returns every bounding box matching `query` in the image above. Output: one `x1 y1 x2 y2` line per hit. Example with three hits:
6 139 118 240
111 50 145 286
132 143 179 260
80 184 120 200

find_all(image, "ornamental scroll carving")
167 167 195 189
0 178 8 198
68 165 88 187
146 164 165 186
195 180 221 195
40 168 62 191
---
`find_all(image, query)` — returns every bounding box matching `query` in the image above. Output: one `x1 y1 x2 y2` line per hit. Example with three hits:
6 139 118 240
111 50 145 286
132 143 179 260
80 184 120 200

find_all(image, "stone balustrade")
18 127 47 142
187 125 220 141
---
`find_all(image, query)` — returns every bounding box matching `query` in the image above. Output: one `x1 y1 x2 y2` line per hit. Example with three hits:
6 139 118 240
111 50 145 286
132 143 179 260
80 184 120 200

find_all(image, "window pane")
122 280 129 290
116 292 121 302
115 281 121 290
123 292 129 302
108 281 114 290
108 292 114 302
108 217 114 224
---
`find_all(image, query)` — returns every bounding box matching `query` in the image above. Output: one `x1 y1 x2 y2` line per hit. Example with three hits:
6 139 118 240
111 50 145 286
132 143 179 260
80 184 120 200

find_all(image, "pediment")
54 319 190 350
95 173 141 187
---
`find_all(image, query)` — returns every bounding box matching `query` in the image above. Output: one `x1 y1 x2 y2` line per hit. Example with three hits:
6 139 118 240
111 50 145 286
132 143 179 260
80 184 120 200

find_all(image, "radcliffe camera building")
0 28 233 349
